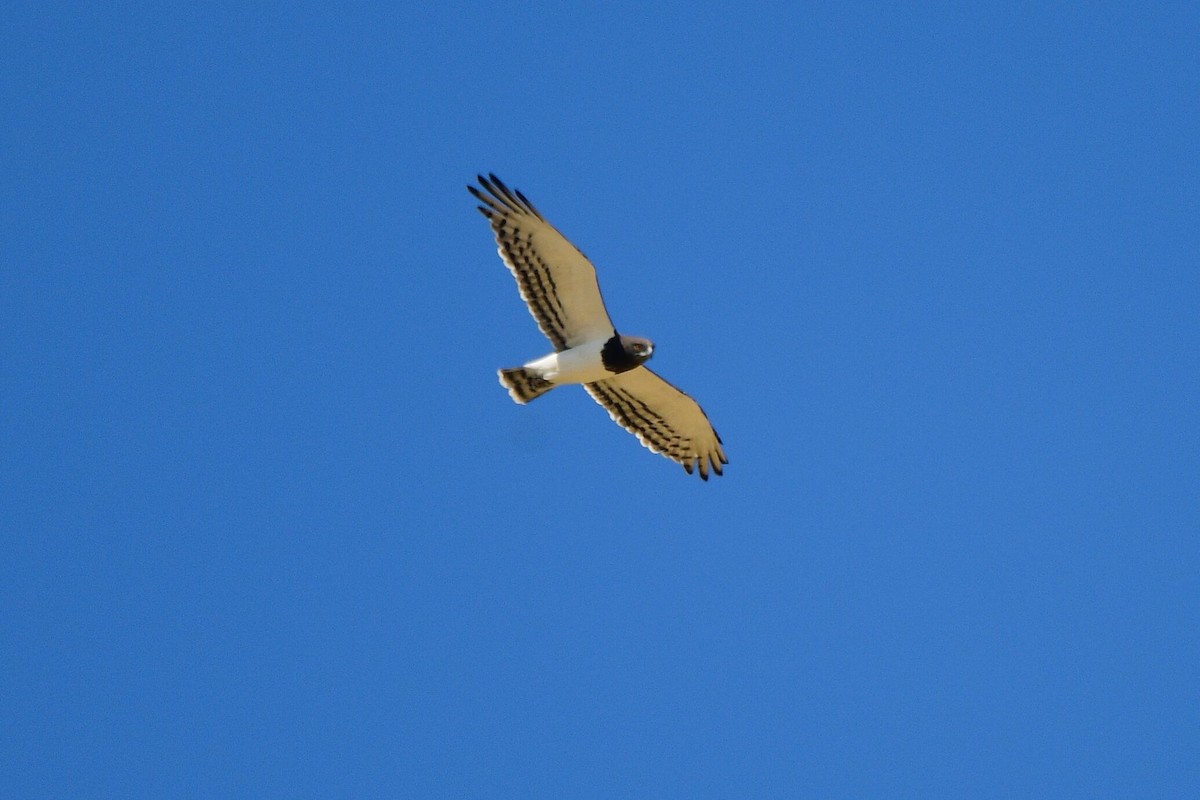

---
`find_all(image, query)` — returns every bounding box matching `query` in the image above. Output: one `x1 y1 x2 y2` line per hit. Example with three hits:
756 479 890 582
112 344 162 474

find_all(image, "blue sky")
3 2 1198 797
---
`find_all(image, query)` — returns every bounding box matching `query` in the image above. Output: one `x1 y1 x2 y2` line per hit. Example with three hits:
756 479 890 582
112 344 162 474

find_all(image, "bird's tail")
498 367 556 404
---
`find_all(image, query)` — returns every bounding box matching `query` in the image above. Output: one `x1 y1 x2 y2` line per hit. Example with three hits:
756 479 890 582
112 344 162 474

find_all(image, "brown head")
601 333 655 374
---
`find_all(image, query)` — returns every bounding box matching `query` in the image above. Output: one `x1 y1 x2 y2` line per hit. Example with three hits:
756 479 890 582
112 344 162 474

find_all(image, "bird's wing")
586 367 727 480
469 174 616 351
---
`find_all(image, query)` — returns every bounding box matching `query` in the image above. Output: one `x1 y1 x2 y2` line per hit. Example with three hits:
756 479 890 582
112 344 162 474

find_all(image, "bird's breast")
524 338 616 385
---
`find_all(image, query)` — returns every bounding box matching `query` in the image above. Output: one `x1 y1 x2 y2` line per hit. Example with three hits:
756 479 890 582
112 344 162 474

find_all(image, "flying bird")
469 174 727 480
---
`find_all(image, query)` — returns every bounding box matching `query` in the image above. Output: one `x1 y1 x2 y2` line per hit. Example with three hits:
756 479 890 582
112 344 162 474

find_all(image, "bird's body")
469 174 727 480
523 340 612 384
497 332 653 404
522 334 640 385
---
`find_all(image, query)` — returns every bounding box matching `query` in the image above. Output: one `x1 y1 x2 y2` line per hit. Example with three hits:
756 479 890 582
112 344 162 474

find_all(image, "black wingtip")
470 173 542 220
490 174 514 203
476 174 499 199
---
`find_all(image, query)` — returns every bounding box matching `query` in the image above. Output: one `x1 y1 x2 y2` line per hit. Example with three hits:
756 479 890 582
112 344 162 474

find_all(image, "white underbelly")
524 339 613 385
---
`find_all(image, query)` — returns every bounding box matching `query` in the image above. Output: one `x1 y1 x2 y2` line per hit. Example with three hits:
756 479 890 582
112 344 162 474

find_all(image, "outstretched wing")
586 367 727 480
469 174 616 351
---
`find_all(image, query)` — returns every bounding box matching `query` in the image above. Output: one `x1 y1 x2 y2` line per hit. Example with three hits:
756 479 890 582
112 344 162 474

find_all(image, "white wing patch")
470 175 616 350
586 367 727 481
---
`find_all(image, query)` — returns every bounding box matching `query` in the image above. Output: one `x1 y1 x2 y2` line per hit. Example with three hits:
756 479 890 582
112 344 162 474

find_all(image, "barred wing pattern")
587 368 727 480
469 174 616 351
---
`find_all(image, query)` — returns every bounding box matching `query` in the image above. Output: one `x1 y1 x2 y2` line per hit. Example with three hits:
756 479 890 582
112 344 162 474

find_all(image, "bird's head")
622 335 655 364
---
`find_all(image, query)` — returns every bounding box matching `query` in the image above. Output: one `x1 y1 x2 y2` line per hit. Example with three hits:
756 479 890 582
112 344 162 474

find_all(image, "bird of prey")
469 174 727 480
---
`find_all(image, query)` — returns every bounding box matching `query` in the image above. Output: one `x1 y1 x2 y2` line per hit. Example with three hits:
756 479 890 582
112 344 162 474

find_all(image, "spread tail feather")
498 367 556 404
